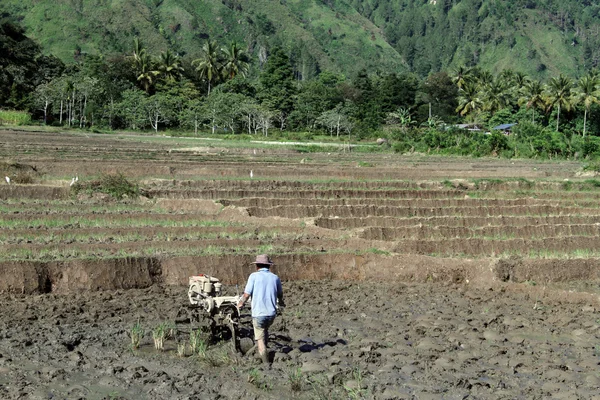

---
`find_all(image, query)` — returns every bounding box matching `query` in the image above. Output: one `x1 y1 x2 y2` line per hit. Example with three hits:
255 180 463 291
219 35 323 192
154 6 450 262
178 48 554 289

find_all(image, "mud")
4 130 600 399
1 281 600 400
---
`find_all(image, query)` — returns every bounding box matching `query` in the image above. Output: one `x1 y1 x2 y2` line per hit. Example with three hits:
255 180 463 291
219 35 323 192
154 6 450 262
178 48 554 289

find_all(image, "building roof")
492 123 517 130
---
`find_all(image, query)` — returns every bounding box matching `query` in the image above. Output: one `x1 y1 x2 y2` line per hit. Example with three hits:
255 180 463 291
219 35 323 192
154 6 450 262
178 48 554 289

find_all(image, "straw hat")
252 254 274 265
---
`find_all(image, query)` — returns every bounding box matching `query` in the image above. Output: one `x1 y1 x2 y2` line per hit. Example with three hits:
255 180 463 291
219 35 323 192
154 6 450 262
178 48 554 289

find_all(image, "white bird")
253 149 257 155
70 177 76 187
250 170 254 179
75 175 79 182
5 176 10 184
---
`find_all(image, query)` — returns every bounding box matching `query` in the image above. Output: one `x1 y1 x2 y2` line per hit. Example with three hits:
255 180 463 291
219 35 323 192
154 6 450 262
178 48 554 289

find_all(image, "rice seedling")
152 322 169 351
288 366 305 392
189 330 207 357
177 342 187 357
247 368 272 391
131 320 145 350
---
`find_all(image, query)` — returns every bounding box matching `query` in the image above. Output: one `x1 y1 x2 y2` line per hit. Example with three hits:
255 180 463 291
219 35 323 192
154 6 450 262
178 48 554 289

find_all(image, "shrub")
73 173 141 199
0 110 31 126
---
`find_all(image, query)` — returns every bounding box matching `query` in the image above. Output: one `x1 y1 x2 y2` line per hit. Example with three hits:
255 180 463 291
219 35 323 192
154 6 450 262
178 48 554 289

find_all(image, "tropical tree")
179 99 203 135
221 41 250 80
456 82 482 117
144 93 176 133
157 50 184 82
136 51 159 94
317 104 354 137
519 80 545 123
452 66 473 89
481 79 511 115
575 74 600 137
545 74 573 132
192 40 221 95
34 82 54 124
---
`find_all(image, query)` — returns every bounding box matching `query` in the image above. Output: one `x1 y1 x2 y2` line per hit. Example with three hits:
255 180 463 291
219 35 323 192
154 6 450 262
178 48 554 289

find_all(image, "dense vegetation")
4 1 600 161
3 0 600 78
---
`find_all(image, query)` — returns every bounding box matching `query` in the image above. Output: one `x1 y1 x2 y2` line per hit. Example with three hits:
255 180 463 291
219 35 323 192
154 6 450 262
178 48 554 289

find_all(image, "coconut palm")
575 74 600 137
519 80 545 123
456 82 483 117
481 78 511 115
192 40 221 95
136 51 159 93
221 41 250 80
157 50 184 82
452 66 473 89
476 70 494 86
545 74 573 132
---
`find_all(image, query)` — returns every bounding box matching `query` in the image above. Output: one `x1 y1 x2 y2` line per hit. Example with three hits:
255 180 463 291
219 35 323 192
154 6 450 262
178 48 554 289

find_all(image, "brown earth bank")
1 280 600 399
2 254 600 295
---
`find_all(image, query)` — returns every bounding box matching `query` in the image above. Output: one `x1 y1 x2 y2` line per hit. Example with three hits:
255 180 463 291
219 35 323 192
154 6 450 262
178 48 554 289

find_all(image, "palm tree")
545 74 573 132
221 41 250 80
519 80 545 123
513 72 529 88
452 66 473 89
456 82 483 117
132 38 144 66
192 40 221 95
476 70 494 86
482 78 511 115
157 50 184 82
575 74 600 137
136 51 159 93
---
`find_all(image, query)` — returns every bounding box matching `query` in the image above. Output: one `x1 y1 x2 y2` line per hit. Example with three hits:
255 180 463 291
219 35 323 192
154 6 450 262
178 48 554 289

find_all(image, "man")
237 254 284 366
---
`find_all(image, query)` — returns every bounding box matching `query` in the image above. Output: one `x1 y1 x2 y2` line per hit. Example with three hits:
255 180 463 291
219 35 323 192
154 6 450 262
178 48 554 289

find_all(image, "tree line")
6 17 600 159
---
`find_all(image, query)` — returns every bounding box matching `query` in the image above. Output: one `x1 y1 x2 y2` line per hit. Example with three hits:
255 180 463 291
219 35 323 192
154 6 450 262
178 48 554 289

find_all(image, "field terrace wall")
2 254 600 295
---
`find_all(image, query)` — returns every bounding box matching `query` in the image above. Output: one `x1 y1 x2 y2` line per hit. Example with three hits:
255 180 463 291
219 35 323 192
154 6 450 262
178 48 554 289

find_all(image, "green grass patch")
0 110 32 126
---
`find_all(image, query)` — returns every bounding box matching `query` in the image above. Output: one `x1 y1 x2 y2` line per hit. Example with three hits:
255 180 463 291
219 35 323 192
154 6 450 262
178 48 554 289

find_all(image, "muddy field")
2 129 600 399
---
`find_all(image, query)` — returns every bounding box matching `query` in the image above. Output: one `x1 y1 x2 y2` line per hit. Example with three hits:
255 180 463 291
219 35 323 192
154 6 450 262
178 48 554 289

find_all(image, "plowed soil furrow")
146 188 463 200
393 236 600 256
218 197 540 208
315 214 600 229
247 205 600 218
360 224 600 241
0 185 70 200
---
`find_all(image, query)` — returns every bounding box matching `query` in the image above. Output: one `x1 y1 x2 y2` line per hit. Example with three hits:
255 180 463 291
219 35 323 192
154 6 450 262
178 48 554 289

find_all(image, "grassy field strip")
0 227 310 245
0 238 357 262
316 215 600 229
393 236 600 257
0 215 243 229
359 224 600 241
246 205 600 218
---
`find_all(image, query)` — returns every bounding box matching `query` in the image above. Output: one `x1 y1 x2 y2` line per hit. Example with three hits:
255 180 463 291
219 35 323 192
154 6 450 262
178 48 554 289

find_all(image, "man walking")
237 254 284 366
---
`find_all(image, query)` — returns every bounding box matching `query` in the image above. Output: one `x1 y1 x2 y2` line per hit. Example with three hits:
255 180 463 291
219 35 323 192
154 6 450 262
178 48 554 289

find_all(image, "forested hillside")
0 0 405 79
2 0 600 78
6 0 600 163
352 0 600 77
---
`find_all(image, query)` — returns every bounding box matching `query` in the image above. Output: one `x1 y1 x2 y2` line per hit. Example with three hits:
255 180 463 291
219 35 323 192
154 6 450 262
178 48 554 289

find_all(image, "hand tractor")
174 274 253 353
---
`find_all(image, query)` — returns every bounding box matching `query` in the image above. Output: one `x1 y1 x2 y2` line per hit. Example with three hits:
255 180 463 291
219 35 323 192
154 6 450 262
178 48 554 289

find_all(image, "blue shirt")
244 268 282 318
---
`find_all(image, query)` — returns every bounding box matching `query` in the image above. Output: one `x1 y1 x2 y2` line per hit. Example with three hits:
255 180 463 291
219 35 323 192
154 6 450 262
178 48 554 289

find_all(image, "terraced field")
1 129 600 399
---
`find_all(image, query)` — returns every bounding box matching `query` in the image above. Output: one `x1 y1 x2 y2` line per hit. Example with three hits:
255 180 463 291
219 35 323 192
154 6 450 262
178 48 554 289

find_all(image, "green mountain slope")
352 0 599 78
0 0 406 77
2 0 600 78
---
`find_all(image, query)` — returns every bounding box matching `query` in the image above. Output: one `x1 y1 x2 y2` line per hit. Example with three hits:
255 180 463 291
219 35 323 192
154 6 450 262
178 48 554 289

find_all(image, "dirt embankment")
2 254 600 295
